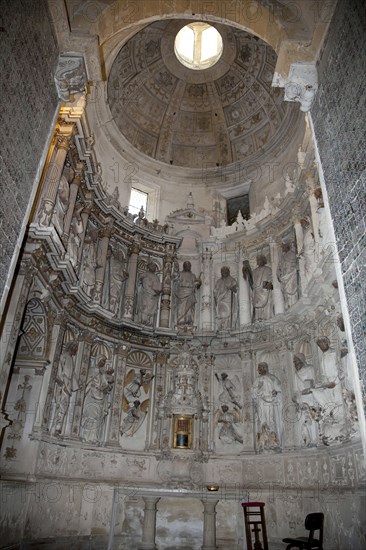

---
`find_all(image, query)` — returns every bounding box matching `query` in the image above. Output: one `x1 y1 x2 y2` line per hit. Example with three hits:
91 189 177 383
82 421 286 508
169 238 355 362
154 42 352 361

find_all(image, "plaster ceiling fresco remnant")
108 19 302 168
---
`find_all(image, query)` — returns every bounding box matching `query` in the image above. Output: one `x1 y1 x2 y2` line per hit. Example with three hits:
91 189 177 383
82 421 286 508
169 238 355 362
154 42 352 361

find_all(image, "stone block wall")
311 0 366 394
0 0 59 309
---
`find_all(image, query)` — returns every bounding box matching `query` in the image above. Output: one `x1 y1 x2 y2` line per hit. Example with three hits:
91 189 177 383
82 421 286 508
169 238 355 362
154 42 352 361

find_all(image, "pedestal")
138 496 160 550
201 499 219 550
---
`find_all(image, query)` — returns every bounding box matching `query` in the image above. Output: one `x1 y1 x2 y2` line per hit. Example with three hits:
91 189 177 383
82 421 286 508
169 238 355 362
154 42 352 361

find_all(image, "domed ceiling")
108 19 302 169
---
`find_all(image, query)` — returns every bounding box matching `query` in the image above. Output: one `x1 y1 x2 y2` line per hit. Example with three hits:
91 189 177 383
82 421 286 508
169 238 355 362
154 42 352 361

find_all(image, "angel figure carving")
120 399 149 437
123 368 154 404
216 405 243 444
215 372 242 409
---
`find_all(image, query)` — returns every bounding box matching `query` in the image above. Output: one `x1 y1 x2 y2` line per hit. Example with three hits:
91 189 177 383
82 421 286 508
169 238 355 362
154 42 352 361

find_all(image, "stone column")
269 240 285 315
153 351 169 450
159 244 175 328
76 196 93 268
69 335 93 438
32 322 64 435
138 496 160 550
123 240 141 319
201 499 219 550
294 219 307 295
144 358 158 450
41 318 68 432
239 249 252 326
62 169 83 244
199 354 212 452
94 223 113 303
306 172 322 246
37 128 73 226
201 248 213 330
106 344 129 446
201 412 209 453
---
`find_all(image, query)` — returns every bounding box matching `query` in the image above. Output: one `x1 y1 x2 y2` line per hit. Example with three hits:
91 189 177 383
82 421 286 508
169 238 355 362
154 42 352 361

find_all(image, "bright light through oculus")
174 23 223 70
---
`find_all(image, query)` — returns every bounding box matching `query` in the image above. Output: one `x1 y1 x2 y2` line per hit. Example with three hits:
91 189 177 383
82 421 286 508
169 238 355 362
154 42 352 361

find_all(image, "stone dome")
108 19 302 169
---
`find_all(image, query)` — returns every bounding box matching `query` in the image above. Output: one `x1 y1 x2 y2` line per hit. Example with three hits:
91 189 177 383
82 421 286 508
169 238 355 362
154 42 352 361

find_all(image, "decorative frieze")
54 54 88 102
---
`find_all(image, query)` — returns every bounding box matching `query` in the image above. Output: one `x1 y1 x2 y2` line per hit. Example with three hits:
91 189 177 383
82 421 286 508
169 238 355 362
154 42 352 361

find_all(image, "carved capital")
100 224 114 239
129 242 141 255
54 311 69 325
93 281 103 303
72 172 84 187
273 62 318 112
19 258 34 278
160 298 171 309
80 330 94 343
155 351 169 365
123 296 134 316
115 344 130 357
56 134 72 151
54 54 88 102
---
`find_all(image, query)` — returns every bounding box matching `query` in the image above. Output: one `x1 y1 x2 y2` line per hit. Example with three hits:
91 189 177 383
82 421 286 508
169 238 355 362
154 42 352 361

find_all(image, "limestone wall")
0 0 59 310
311 0 366 396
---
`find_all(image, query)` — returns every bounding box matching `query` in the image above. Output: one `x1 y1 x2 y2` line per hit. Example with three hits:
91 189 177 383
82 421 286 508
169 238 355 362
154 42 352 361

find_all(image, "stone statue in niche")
123 368 154 404
66 202 84 268
299 216 317 285
337 314 345 333
37 199 54 226
53 341 80 436
93 162 103 188
102 247 128 315
135 206 147 226
174 261 201 327
79 233 97 297
277 242 298 309
314 187 324 208
293 346 346 446
252 362 284 451
292 353 319 447
342 388 359 436
213 266 238 330
178 341 192 368
336 315 359 436
216 372 242 409
12 375 32 434
137 262 162 326
112 186 120 205
52 175 69 236
299 403 319 448
315 336 345 445
120 399 149 437
252 255 273 321
216 404 243 444
80 355 114 445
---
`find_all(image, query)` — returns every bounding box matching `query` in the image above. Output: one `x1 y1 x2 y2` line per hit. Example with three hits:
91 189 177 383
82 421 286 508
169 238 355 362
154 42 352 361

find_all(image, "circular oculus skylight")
174 23 223 70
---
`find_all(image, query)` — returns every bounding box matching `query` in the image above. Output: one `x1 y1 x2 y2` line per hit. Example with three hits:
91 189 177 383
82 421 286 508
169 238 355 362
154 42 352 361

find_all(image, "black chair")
283 513 324 549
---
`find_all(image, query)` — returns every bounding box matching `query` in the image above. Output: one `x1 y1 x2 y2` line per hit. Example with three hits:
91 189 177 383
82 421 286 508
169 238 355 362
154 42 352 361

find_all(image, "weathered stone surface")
0 0 59 308
311 0 366 397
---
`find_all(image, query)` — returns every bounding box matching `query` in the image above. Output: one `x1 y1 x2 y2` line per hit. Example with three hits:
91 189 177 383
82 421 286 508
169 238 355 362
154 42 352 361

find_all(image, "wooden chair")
241 501 268 550
282 513 324 549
